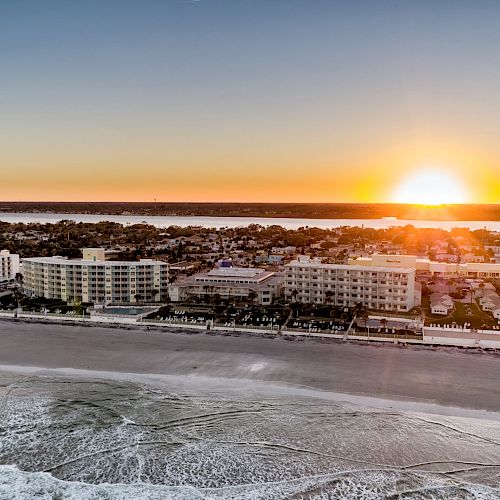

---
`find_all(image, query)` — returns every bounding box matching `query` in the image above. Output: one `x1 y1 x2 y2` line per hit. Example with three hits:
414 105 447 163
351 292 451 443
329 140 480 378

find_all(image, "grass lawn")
425 298 496 329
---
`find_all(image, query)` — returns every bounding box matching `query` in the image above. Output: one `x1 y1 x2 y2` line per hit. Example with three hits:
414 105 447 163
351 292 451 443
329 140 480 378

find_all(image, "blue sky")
1 0 499 202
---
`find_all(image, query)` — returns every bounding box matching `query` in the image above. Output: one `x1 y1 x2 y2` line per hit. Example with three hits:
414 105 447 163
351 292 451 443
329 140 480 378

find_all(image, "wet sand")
1 319 500 412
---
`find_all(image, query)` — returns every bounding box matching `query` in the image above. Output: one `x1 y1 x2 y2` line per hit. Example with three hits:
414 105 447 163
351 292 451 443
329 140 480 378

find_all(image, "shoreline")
1 321 500 414
2 212 500 228
1 202 499 223
2 363 500 422
2 212 500 223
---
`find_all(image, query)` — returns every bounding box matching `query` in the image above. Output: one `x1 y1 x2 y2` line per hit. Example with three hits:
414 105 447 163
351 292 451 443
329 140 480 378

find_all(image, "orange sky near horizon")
2 136 499 203
1 1 499 204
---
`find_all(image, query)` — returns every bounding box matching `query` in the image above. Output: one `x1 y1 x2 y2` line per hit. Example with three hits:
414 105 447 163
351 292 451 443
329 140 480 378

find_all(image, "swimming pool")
100 307 149 316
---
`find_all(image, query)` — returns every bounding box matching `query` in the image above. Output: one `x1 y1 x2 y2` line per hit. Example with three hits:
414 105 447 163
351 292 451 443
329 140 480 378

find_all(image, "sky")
1 0 499 203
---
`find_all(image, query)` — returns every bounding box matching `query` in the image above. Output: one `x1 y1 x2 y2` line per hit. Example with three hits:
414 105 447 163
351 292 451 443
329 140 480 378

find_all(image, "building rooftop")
174 271 283 290
22 256 167 266
207 267 267 278
286 259 415 274
192 266 275 283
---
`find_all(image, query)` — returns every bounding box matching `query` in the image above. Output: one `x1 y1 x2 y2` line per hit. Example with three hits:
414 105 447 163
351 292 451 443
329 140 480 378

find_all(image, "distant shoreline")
0 202 499 221
1 211 499 231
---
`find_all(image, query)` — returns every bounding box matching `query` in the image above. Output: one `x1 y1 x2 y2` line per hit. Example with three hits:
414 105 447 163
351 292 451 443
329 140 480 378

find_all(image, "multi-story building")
285 256 416 312
0 250 20 282
22 249 169 304
169 266 284 305
349 254 500 278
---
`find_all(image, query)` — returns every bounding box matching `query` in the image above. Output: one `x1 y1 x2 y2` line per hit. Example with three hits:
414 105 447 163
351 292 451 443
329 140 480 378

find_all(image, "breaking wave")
1 371 500 499
2 465 500 500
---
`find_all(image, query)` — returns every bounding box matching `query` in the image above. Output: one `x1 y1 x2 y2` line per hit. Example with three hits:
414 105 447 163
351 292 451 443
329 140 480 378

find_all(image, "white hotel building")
349 254 500 278
285 256 416 312
22 249 169 304
169 266 284 305
0 250 20 282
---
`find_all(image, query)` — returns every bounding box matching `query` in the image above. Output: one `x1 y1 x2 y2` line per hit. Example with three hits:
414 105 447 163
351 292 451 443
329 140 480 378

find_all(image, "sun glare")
392 168 468 205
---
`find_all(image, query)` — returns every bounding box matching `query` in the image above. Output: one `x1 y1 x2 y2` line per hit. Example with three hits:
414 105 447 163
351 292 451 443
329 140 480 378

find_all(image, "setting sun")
392 168 469 205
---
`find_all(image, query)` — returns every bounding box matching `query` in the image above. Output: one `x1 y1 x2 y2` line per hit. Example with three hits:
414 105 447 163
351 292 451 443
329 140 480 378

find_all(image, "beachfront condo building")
0 250 20 282
284 256 416 312
169 266 284 305
22 249 169 304
349 254 500 278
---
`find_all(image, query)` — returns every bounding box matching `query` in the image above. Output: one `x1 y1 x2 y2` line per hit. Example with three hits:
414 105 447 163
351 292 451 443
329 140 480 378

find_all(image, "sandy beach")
2 319 500 499
1 319 500 413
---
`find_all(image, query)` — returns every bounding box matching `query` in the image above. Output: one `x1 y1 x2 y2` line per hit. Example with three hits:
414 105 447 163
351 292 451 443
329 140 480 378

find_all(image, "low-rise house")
271 246 296 254
479 291 500 307
169 261 197 276
481 295 500 312
268 254 284 265
461 253 486 263
430 292 454 315
493 307 500 323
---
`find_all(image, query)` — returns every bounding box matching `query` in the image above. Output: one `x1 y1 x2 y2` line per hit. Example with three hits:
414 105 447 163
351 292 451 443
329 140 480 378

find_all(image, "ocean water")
1 372 500 499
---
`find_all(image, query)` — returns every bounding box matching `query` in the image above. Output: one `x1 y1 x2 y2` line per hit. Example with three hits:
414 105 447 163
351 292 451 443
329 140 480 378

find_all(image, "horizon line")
1 201 499 207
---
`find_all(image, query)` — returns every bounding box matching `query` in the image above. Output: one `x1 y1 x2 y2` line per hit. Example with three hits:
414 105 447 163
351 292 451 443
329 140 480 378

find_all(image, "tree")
151 289 159 302
353 302 364 318
73 298 83 316
202 285 210 303
248 290 258 306
291 289 299 303
358 308 369 331
448 278 457 295
13 289 23 310
352 302 368 332
134 293 142 304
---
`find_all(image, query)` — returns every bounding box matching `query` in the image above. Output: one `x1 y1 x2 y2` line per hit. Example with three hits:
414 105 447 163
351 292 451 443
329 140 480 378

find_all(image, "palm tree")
352 302 365 320
248 290 258 306
380 317 388 332
13 289 23 311
202 285 210 303
212 293 221 306
291 289 299 303
73 298 83 316
448 278 456 295
134 293 142 304
325 290 334 306
352 302 368 334
358 308 369 332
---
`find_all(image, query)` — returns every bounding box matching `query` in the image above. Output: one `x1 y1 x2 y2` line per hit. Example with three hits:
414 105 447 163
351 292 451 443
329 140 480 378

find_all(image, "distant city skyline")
1 0 499 203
